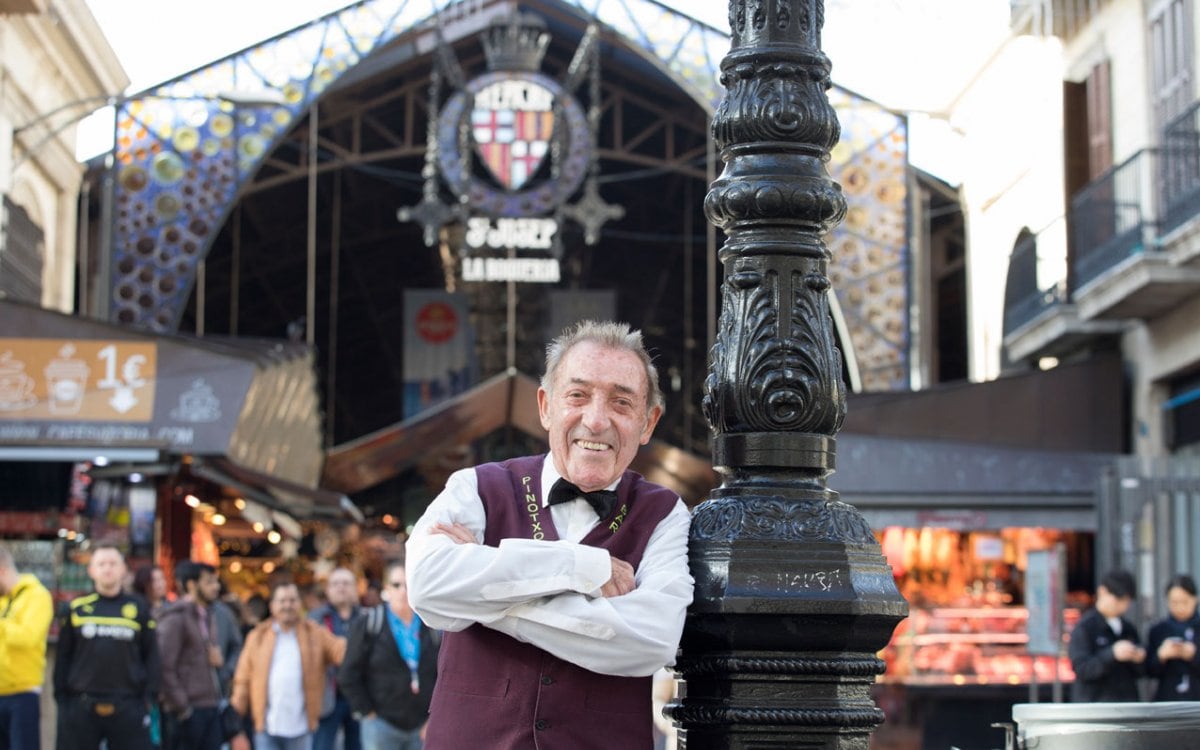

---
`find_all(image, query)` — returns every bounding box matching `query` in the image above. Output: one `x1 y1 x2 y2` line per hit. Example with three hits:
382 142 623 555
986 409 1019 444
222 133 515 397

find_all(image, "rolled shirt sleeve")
406 465 693 677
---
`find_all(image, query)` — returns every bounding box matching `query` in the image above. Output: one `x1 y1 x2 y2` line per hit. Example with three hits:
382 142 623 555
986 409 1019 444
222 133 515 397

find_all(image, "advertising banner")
402 291 477 418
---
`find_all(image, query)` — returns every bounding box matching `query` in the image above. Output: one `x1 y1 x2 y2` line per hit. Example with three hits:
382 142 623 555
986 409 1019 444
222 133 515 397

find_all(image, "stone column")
669 2 908 748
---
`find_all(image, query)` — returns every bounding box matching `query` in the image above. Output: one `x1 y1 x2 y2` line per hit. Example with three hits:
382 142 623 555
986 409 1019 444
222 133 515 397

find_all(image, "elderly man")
308 568 361 750
232 582 346 750
0 543 54 750
406 320 694 749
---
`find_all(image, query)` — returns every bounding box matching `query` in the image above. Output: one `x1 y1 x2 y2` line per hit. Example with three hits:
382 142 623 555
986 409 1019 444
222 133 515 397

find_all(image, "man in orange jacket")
0 543 53 749
231 582 345 750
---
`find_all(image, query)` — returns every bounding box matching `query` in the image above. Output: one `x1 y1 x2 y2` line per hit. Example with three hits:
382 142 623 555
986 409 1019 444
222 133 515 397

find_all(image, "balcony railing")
1004 222 1069 335
1160 101 1200 236
1070 149 1156 289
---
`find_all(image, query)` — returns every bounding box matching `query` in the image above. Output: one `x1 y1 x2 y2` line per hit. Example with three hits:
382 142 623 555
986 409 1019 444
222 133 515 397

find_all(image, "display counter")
883 605 1078 687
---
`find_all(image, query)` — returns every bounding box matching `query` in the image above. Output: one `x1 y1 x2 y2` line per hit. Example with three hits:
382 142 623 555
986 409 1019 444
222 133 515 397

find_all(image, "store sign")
0 313 256 454
1026 546 1066 656
0 339 157 421
465 217 557 250
461 256 561 283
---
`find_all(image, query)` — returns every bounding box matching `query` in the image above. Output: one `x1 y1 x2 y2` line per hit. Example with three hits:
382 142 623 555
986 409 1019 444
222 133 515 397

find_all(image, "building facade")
0 0 126 312
989 0 1200 617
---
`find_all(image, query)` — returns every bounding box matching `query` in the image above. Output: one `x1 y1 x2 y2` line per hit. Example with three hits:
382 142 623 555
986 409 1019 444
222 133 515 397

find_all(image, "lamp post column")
670 2 908 748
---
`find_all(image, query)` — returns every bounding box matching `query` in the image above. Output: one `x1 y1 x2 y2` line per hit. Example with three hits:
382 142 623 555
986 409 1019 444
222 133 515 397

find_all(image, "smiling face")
538 340 662 493
270 584 302 629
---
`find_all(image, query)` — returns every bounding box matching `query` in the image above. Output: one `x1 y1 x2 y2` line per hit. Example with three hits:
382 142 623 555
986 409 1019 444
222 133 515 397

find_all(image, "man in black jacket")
54 544 161 750
338 561 438 750
1068 569 1145 702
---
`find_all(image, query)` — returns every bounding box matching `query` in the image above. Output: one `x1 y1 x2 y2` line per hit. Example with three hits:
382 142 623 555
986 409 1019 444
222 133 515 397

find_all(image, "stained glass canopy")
107 0 909 390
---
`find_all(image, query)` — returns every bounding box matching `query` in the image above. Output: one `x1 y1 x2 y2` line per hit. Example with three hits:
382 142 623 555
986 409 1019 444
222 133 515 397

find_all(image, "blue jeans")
360 716 421 750
253 732 311 750
0 692 39 750
312 696 359 750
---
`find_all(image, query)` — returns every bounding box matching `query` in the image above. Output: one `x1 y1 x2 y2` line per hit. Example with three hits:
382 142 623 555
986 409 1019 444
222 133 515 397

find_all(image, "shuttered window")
1148 0 1195 135
1085 60 1113 179
0 196 45 304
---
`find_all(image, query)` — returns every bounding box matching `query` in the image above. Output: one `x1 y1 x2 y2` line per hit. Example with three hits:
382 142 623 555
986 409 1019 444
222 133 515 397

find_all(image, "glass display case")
882 606 1079 686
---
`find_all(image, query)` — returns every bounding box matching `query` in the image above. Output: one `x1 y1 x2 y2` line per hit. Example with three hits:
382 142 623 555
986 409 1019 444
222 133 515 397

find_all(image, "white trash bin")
1012 702 1200 749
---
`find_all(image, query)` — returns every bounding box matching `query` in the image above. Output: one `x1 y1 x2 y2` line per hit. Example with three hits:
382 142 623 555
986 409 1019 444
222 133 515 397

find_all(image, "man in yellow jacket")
232 582 345 750
0 543 54 749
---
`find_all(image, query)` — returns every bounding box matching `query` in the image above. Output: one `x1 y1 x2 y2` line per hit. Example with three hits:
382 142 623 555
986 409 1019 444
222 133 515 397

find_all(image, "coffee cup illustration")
45 344 90 415
0 351 36 411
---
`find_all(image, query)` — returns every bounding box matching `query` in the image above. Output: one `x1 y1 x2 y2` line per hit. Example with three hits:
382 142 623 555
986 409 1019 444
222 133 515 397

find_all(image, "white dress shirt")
406 456 694 678
265 624 309 738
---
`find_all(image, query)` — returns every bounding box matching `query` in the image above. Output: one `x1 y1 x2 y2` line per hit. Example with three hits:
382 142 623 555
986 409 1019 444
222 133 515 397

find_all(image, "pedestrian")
231 582 346 749
1145 573 1200 700
1067 569 1145 702
157 560 227 750
208 579 243 698
406 320 694 749
309 568 362 750
132 565 169 616
0 542 54 750
338 561 438 750
53 544 161 750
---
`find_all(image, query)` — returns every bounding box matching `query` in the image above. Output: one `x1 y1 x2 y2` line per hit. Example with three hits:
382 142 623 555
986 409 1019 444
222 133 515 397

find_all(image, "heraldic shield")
471 75 556 191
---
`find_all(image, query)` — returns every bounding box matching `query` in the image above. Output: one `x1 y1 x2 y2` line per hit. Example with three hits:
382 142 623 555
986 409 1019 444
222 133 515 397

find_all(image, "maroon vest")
423 455 678 750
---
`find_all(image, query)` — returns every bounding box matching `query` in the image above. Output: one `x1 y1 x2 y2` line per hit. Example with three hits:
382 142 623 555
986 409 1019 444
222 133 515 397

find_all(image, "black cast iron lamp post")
669 1 908 747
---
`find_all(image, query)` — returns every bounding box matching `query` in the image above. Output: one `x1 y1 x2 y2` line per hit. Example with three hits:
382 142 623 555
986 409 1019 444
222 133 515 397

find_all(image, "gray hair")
0 544 12 569
542 320 664 412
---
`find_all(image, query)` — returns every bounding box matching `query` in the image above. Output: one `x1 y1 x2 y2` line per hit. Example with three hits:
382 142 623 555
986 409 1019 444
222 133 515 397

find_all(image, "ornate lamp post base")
670 2 907 747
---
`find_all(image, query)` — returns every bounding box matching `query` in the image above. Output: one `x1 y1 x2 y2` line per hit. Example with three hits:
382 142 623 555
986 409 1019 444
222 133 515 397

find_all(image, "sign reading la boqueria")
397 11 622 284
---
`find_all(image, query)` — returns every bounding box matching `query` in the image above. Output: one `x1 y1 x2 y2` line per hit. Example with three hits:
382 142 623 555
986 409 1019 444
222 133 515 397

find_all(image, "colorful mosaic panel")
107 0 909 390
828 88 909 391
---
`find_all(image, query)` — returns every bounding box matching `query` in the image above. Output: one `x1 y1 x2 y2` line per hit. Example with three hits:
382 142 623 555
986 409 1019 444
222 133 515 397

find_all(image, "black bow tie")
547 478 618 519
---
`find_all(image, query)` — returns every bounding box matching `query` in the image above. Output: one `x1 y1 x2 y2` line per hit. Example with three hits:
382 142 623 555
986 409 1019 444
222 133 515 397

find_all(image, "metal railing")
1069 148 1157 289
1159 101 1200 235
1004 222 1069 335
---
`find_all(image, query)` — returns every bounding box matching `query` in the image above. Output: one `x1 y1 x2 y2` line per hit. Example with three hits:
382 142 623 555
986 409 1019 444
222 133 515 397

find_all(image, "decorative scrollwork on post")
672 2 907 747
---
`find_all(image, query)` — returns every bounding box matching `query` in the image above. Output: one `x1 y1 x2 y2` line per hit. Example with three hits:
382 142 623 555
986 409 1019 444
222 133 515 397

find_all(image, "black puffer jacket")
337 605 439 730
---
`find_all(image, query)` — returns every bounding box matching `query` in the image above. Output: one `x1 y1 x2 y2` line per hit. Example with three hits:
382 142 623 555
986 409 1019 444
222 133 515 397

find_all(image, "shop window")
1166 369 1200 450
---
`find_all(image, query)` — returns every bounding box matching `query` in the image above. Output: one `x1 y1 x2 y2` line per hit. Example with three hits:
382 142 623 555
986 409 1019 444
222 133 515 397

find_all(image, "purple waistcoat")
423 454 678 750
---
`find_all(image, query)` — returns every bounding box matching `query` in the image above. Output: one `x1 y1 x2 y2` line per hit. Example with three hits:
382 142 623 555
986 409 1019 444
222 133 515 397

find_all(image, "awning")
322 366 1115 528
0 298 327 500
191 456 363 523
323 369 718 505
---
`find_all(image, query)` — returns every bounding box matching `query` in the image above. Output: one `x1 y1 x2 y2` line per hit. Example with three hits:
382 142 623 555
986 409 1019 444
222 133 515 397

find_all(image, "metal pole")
306 104 319 347
230 204 241 335
77 180 90 316
327 170 342 449
196 260 205 336
96 148 115 321
506 247 516 371
670 3 907 747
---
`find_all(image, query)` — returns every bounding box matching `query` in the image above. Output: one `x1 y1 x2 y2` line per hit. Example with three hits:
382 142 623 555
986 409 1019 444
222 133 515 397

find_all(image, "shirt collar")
540 453 621 509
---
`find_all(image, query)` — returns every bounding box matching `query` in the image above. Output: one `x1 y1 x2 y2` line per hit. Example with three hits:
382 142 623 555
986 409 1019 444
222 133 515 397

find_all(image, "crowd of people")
4 321 1196 750
0 542 437 750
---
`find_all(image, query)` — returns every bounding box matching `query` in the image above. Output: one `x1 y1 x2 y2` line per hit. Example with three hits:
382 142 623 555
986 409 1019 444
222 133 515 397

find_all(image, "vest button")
541 676 554 685
535 719 548 730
